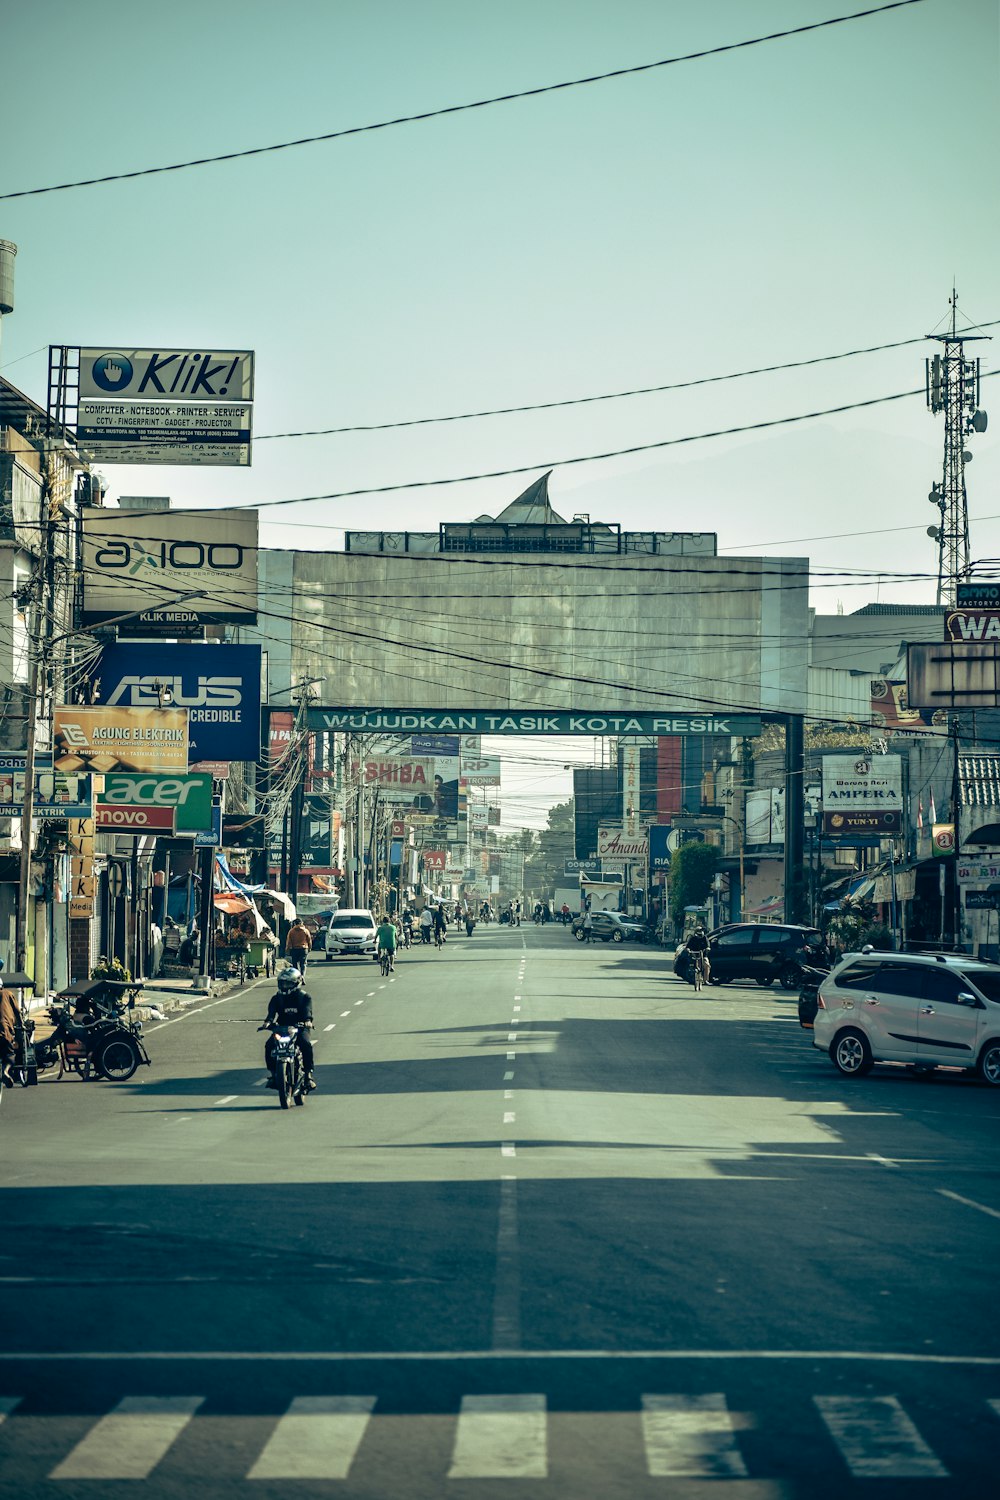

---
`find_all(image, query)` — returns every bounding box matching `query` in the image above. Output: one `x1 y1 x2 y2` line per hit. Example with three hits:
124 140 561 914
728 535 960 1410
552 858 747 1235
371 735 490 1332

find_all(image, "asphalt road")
2 923 998 1497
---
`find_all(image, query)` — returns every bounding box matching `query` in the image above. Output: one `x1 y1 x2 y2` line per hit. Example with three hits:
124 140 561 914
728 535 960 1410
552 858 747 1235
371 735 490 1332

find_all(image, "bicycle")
691 951 707 993
434 927 445 950
379 948 394 976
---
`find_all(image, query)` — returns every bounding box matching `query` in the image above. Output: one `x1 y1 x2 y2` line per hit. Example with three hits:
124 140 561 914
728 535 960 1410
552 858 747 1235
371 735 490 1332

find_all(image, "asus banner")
94 644 262 762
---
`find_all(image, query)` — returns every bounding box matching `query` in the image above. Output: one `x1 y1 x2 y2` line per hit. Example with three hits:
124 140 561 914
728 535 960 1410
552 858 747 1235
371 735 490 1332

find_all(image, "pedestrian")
582 910 594 943
560 903 571 925
285 917 313 975
419 906 433 944
0 982 23 1087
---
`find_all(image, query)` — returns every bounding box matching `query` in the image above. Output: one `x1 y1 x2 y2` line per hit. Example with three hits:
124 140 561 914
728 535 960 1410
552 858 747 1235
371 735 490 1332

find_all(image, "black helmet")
278 967 302 993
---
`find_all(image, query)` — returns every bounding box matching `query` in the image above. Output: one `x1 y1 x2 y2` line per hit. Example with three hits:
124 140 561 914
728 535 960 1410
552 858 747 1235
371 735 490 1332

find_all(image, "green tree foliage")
669 843 720 926
524 799 574 899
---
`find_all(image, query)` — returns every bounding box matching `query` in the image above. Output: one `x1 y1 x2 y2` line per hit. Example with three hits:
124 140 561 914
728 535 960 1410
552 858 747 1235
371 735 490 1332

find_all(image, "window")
331 915 373 931
964 970 1000 1004
834 962 884 989
715 929 751 950
926 969 982 1005
867 963 926 1000
755 928 787 950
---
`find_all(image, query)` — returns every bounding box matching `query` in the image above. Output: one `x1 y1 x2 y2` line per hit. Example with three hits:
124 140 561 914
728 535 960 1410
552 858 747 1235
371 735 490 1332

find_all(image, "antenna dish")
927 526 940 539
972 410 988 433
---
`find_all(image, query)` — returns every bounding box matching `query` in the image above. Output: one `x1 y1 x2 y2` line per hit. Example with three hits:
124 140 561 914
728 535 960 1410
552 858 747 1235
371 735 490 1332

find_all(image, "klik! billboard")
94 644 262 763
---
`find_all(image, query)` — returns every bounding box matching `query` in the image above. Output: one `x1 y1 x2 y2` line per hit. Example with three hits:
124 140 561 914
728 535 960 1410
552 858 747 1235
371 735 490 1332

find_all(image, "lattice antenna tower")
925 289 989 605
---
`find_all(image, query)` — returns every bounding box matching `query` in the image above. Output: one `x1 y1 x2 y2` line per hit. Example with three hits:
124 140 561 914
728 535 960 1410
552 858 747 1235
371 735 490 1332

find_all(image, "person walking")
0 982 24 1087
582 910 594 943
285 918 313 975
419 906 433 944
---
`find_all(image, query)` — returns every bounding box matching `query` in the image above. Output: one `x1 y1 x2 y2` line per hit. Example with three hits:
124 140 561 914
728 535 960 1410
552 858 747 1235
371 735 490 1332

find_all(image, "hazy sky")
2 0 998 823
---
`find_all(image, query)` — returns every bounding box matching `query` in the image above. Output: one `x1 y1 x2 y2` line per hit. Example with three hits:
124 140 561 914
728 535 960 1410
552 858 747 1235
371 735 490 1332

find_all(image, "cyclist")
432 904 448 947
686 926 710 988
376 915 397 972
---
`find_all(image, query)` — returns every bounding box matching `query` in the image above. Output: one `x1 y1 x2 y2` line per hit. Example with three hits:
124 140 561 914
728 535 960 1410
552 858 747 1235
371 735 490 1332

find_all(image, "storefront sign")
648 826 672 872
53 706 189 773
95 803 175 833
822 755 902 836
460 755 501 786
68 817 95 919
308 710 763 737
597 826 649 861
422 849 446 871
0 769 92 819
94 643 262 762
97 771 213 833
81 507 258 626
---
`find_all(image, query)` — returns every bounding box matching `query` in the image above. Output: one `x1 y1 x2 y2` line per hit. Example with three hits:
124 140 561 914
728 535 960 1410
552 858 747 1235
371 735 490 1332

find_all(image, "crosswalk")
1 1390 996 1481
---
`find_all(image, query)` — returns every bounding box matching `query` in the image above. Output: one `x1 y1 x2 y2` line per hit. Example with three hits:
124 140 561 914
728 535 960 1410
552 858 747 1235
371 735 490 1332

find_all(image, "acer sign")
98 772 213 833
95 644 262 762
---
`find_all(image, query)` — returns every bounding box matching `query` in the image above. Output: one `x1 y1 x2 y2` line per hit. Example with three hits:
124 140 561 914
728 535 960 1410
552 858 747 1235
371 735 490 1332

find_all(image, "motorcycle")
259 1020 309 1109
795 943 832 1029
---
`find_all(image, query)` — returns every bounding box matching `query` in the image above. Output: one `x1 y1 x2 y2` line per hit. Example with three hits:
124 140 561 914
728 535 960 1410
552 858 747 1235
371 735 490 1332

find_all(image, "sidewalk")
25 969 267 1032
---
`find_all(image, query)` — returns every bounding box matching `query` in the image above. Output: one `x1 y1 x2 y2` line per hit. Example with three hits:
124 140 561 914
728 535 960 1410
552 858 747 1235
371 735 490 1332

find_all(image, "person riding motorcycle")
262 967 315 1090
376 917 397 971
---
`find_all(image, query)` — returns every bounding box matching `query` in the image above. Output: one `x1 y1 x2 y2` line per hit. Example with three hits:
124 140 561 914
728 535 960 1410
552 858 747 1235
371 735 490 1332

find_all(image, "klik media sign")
94 644 262 763
821 754 903 835
81 507 258 627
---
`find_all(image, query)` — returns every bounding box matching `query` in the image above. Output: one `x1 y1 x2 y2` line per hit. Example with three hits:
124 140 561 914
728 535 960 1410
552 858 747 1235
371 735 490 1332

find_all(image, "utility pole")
926 291 989 605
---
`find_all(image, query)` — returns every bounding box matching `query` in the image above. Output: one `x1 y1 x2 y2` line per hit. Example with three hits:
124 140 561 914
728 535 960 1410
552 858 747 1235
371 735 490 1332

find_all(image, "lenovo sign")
95 804 175 832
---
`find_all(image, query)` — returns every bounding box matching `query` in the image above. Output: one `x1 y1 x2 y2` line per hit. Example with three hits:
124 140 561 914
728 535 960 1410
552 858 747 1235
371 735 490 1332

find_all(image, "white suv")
325 909 377 960
814 951 1000 1086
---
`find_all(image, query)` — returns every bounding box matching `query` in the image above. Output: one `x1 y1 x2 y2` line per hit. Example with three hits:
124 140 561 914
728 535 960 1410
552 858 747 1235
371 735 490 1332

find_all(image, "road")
2 923 998 1496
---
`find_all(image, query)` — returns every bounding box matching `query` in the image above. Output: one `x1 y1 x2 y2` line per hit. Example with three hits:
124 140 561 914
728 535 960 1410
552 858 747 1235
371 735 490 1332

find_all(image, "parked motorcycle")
259 1020 308 1109
795 942 832 1029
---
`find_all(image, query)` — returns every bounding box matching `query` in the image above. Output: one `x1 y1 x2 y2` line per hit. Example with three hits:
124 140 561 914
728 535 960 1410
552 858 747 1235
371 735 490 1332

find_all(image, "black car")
674 923 821 989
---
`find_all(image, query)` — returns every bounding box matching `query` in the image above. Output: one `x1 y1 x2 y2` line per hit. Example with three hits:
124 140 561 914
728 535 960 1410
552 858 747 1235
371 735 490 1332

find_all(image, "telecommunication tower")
925 290 989 605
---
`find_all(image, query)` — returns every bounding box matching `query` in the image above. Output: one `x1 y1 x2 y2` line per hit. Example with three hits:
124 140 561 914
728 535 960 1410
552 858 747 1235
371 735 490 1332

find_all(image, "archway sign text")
305 710 762 736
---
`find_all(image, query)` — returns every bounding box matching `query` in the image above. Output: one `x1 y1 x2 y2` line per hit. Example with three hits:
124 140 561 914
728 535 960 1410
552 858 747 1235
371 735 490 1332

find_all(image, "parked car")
813 951 1000 1085
673 922 822 988
325 908 377 960
572 910 648 943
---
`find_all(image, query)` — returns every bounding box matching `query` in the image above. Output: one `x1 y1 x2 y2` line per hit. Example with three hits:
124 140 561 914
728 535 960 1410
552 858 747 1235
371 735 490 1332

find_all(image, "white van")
325 909 377 960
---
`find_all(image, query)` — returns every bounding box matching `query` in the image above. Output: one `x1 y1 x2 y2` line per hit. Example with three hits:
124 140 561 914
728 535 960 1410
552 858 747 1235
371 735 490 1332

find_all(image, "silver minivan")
325 908 377 960
814 951 1000 1085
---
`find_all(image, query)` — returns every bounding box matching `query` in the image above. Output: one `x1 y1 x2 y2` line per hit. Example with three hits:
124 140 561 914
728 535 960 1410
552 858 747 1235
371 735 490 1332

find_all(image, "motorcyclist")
262 967 315 1090
376 916 397 971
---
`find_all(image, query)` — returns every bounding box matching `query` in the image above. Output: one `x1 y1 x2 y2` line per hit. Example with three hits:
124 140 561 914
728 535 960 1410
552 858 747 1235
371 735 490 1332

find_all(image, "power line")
258 328 995 441
0 3 926 203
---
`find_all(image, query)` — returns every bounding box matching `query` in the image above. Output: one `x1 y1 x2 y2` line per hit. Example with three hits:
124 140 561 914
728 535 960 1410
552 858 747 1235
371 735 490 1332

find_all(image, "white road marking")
50 1395 203 1479
354 1001 364 1007
448 1395 546 1478
867 1153 900 1169
504 1090 513 1100
0 1397 19 1420
504 1112 515 1124
214 1096 237 1106
989 1398 1000 1420
513 1005 521 1013
491 1178 521 1350
938 1188 1000 1221
507 1051 516 1061
507 1032 517 1042
324 1024 336 1032
503 1071 514 1081
10 1349 1000 1364
814 1395 947 1477
340 1011 351 1017
501 1143 516 1158
253 1079 266 1088
641 1393 749 1477
514 995 521 1002
247 1395 376 1479
366 992 375 998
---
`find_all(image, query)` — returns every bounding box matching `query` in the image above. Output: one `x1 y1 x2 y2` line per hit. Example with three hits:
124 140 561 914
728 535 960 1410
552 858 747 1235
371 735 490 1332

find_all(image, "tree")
524 799 574 899
669 843 719 927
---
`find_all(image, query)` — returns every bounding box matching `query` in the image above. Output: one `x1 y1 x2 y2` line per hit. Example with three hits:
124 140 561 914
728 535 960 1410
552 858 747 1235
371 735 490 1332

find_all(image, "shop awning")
213 894 252 916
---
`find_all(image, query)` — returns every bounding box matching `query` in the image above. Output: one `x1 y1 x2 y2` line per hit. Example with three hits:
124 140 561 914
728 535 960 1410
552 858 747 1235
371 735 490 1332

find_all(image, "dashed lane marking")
214 1096 237 1106
504 1112 516 1124
324 1024 336 1032
507 1051 516 1061
938 1188 1000 1221
641 1393 749 1477
501 1143 516 1158
504 1071 514 1081
814 1394 948 1478
340 1011 351 1018
448 1394 546 1479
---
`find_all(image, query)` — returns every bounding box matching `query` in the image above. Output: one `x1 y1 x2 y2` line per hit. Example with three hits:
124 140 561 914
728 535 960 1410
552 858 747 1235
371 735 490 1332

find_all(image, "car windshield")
331 915 371 930
963 969 1000 1003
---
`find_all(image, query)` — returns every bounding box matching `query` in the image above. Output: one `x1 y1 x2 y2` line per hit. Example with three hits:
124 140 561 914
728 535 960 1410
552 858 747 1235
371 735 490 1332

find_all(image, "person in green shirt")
375 917 397 971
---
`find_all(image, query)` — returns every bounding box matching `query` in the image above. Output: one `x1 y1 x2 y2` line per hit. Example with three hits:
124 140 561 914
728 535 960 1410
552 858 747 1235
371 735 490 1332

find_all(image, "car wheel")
977 1038 1000 1087
612 930 624 943
755 976 773 988
574 930 585 941
778 965 800 991
831 1028 873 1077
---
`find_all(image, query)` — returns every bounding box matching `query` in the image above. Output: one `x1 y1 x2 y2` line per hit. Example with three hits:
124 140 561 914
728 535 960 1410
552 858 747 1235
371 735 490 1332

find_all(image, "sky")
2 0 998 825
